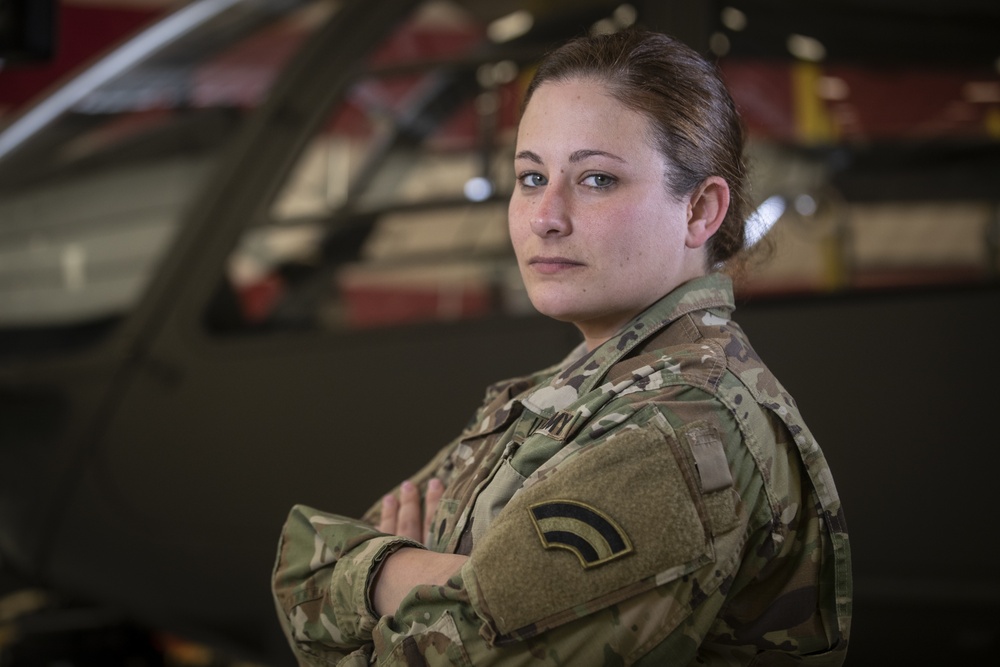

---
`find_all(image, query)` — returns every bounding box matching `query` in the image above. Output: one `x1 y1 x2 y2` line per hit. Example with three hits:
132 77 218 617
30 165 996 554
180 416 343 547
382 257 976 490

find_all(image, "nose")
530 182 571 237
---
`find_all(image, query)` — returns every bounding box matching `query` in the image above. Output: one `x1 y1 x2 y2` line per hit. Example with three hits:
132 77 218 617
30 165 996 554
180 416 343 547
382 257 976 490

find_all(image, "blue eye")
519 172 547 187
582 173 615 188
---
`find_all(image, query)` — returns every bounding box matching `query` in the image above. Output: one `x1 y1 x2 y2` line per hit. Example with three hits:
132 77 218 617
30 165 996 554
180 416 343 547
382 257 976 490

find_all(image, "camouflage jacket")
272 274 852 666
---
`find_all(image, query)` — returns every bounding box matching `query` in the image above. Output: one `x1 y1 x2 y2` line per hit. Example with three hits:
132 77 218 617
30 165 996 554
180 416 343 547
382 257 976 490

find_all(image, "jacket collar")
521 273 735 416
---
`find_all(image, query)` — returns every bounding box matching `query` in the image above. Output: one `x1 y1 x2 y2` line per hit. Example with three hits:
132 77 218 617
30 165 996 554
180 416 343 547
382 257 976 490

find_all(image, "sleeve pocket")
466 407 717 640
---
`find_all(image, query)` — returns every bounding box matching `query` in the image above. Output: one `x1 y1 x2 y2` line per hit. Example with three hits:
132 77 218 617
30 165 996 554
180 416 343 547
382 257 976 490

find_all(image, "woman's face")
509 77 707 349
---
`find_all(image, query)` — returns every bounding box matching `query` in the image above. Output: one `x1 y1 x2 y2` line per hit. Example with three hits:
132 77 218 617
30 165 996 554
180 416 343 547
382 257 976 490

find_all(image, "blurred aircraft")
1 0 998 664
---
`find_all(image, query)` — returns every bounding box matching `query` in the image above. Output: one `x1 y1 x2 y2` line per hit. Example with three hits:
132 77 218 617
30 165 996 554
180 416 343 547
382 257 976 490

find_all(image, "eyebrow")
514 149 627 164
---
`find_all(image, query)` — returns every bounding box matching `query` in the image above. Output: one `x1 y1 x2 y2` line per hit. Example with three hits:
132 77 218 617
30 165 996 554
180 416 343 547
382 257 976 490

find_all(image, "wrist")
372 548 469 617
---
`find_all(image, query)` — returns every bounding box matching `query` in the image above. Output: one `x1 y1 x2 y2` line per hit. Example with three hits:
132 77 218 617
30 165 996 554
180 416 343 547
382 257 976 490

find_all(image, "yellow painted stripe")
792 62 837 144
986 106 1000 139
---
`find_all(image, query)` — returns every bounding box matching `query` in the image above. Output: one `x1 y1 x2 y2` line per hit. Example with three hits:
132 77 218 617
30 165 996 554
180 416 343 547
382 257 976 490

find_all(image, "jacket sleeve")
271 505 423 664
272 510 739 667
273 399 845 665
274 408 764 666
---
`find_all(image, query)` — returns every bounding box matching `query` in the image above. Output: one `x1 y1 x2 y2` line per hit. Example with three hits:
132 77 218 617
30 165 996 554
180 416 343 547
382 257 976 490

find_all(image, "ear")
685 176 730 249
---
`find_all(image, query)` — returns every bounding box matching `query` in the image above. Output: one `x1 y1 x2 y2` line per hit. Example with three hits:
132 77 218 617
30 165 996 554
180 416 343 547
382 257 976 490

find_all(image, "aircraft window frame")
0 0 340 356
209 1 538 334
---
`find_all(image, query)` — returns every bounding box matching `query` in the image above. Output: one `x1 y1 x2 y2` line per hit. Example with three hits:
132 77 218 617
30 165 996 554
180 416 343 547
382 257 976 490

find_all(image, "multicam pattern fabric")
272 273 852 666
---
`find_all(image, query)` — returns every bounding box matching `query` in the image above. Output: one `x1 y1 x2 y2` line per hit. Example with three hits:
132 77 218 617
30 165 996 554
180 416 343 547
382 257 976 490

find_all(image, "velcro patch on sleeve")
466 409 714 638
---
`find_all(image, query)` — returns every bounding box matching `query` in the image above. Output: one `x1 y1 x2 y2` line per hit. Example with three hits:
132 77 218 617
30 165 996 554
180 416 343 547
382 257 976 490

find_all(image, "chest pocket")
467 458 527 548
459 428 567 552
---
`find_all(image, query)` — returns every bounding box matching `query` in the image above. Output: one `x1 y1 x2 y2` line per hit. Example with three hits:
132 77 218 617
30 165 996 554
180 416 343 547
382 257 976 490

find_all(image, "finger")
396 481 422 541
423 478 444 545
378 493 399 535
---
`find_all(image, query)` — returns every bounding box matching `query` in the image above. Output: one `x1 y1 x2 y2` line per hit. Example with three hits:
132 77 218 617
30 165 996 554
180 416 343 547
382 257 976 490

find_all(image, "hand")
373 478 466 617
378 478 444 546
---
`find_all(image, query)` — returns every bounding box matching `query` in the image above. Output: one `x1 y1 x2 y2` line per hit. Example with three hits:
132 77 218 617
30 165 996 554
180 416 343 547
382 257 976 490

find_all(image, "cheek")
603 208 680 276
508 194 542 256
507 199 526 246
632 201 685 246
600 204 657 253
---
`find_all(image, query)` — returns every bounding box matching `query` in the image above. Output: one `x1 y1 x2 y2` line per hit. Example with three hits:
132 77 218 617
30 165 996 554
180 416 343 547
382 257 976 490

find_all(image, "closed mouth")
527 256 585 275
529 256 583 266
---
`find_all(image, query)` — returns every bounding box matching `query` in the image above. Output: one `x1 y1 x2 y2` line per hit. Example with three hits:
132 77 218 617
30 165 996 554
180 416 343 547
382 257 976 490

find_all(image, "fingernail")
428 478 443 491
401 480 414 492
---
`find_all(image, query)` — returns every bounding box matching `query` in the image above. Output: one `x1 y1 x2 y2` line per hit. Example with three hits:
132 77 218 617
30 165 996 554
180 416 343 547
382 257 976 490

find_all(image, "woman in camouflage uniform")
273 29 851 666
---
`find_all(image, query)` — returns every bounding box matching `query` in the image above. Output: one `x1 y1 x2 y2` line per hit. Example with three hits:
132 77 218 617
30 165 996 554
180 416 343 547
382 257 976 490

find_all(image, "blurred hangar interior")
1 0 999 665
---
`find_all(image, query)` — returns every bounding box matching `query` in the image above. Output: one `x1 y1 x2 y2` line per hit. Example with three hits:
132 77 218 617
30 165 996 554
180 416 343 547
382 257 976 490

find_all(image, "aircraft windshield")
0 0 337 340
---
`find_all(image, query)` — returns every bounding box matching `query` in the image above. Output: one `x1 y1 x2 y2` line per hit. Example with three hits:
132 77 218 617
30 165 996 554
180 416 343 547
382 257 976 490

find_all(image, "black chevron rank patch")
529 500 634 568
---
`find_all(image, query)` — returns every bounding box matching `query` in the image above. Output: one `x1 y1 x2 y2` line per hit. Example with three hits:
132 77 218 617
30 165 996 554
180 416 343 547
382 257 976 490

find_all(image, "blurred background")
1 0 998 664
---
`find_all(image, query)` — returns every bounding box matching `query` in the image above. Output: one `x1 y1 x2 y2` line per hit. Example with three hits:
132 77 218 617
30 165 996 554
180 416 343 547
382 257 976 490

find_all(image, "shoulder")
604 304 767 400
591 311 804 538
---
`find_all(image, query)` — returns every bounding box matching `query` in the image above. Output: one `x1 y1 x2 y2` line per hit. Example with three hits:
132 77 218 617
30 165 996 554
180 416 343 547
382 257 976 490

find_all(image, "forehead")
516 78 656 151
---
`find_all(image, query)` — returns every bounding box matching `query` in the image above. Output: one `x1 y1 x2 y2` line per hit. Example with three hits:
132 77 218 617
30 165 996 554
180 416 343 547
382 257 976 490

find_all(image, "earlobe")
685 176 730 249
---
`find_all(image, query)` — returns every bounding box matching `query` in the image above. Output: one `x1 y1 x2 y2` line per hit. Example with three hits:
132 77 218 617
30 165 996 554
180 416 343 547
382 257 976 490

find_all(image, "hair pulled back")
522 30 750 267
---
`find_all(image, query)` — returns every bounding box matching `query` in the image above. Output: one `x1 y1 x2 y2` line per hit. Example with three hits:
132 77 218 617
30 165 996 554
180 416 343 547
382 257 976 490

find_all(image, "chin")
526 295 573 322
526 296 590 326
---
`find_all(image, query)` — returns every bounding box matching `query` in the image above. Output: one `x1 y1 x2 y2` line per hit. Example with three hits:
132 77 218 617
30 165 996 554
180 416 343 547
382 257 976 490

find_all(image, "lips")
528 255 584 275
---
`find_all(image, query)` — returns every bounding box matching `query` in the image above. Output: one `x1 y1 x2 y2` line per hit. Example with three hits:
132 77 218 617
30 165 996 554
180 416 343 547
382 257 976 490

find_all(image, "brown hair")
522 30 750 268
